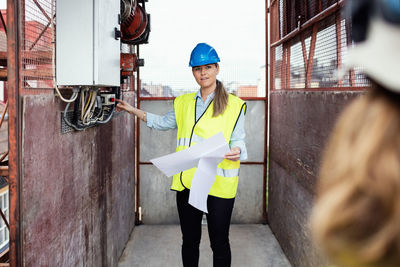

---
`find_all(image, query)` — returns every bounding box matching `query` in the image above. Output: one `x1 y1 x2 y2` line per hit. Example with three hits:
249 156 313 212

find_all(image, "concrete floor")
118 224 292 267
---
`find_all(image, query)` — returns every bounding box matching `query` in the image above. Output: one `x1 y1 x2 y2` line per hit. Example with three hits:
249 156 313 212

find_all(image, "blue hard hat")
189 43 220 67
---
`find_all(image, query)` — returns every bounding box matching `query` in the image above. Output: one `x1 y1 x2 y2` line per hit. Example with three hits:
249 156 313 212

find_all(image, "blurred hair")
213 78 228 117
311 84 400 267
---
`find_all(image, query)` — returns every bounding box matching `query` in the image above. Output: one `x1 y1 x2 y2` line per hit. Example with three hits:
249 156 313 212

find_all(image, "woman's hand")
115 99 147 122
115 99 135 114
224 147 241 161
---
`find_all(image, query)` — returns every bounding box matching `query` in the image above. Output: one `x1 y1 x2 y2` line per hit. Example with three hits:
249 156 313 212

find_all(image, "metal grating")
21 0 55 90
274 45 283 90
311 16 338 88
60 110 74 134
271 0 370 90
289 41 306 89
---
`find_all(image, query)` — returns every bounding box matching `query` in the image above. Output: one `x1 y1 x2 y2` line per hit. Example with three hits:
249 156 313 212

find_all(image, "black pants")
176 189 235 267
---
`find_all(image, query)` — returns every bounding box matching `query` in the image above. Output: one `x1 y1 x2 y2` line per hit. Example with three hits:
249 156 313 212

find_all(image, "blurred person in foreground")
310 0 400 266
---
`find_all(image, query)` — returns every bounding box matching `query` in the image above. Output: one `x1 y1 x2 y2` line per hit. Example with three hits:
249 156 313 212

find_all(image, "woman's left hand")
224 147 241 161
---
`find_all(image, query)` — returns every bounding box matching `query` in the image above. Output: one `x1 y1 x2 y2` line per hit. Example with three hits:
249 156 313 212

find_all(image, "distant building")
142 83 174 97
224 81 240 95
142 83 163 96
0 11 9 257
162 86 174 97
0 176 8 256
257 65 266 97
237 85 258 97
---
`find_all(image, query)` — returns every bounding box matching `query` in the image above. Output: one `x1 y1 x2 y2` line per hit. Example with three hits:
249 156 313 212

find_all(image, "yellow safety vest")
172 93 246 199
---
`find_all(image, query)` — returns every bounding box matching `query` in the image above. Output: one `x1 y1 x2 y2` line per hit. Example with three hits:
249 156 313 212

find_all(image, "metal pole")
135 44 141 224
263 0 269 224
7 0 22 265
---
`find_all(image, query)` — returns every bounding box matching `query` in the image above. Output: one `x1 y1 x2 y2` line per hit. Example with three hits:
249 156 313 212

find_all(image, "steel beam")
7 0 22 265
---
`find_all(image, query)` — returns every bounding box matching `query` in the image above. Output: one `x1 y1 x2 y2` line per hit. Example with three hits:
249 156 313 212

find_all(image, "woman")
311 1 400 266
116 43 247 267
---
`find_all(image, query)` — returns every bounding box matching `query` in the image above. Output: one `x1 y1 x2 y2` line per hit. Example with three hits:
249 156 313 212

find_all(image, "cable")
62 87 117 130
53 83 79 103
81 89 91 122
80 88 86 121
96 105 115 124
63 92 86 131
82 89 98 125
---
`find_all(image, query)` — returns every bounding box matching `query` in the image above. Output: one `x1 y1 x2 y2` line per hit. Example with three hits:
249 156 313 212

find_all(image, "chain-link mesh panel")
273 45 283 90
0 11 6 53
21 0 55 89
310 15 338 88
289 40 306 89
271 0 369 90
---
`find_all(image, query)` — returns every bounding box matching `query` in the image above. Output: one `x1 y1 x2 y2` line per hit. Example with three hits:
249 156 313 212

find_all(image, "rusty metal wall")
20 93 136 266
270 91 357 193
268 0 369 266
5 0 138 265
269 90 362 266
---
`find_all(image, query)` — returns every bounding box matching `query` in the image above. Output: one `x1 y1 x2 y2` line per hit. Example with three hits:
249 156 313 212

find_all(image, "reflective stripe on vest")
177 138 190 147
177 134 204 147
172 93 246 199
216 168 240 177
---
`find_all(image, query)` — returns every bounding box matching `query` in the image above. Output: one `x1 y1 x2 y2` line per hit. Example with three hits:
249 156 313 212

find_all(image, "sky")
0 0 266 91
139 0 266 91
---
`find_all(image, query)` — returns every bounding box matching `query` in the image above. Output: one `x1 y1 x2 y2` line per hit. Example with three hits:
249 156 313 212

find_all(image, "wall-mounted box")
56 0 120 86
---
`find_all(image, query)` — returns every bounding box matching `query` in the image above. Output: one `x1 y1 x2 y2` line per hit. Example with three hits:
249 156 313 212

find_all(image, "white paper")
188 157 220 212
150 132 230 213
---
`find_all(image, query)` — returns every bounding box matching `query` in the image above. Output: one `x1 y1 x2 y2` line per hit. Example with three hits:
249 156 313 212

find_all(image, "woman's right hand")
115 99 135 114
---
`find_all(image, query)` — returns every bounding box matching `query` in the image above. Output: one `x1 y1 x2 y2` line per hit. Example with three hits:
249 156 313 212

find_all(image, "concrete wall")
21 93 136 266
139 99 266 224
139 100 178 224
268 90 363 267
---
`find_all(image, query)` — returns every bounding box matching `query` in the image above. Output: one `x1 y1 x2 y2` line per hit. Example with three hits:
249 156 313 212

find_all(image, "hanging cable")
62 91 85 131
81 88 92 122
96 105 115 124
63 87 117 130
82 89 98 125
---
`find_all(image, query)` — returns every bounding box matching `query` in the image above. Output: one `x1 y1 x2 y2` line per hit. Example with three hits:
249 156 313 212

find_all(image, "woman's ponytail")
213 79 228 117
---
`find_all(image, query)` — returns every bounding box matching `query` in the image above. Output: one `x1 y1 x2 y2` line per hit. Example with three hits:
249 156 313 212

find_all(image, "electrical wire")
80 88 86 121
81 87 94 122
81 88 89 121
96 105 115 124
63 92 86 131
63 88 116 130
83 89 93 113
82 89 98 125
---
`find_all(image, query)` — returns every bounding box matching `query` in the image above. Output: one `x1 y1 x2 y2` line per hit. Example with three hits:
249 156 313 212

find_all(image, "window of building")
0 190 9 249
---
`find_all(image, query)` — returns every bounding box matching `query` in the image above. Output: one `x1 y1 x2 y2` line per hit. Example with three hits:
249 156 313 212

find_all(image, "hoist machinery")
55 0 150 131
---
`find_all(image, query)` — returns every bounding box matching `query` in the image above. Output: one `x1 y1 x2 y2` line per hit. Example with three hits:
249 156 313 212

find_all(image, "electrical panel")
56 0 120 86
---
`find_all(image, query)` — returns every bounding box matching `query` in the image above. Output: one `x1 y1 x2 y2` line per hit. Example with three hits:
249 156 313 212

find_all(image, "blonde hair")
213 79 228 117
311 86 400 267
